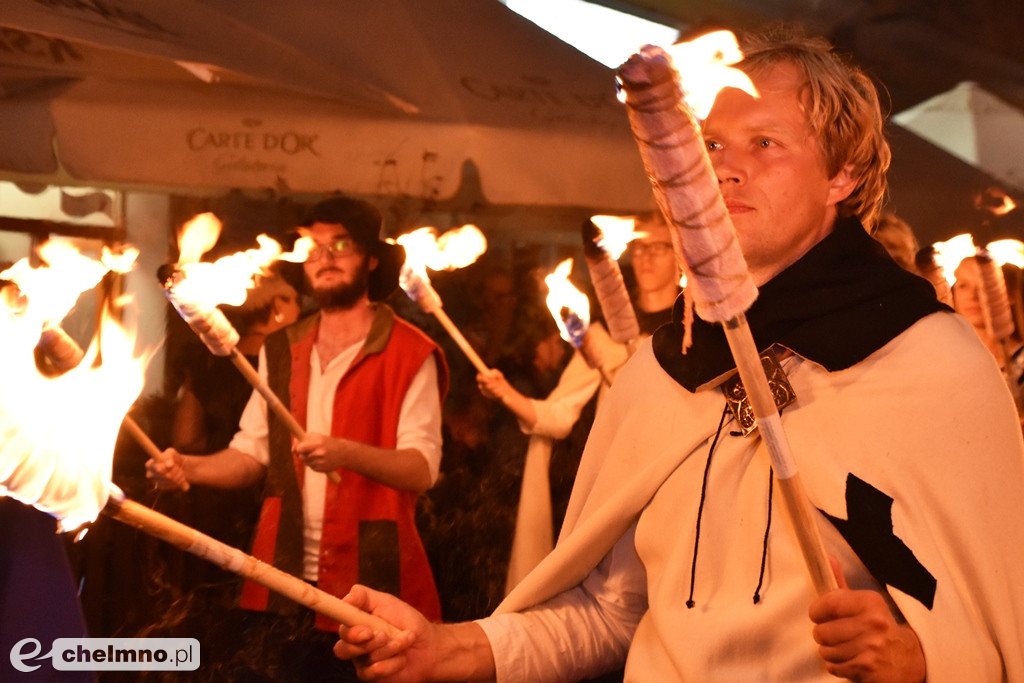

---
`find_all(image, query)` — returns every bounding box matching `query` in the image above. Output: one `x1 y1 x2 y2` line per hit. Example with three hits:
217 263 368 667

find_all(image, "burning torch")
927 234 1024 361
617 32 835 595
0 253 401 638
36 320 188 490
1 242 184 488
918 233 977 307
988 239 1024 340
159 212 341 484
914 246 954 306
975 249 1017 360
583 215 641 345
971 239 1024 410
396 224 490 373
1 246 148 531
544 258 615 386
977 189 1023 367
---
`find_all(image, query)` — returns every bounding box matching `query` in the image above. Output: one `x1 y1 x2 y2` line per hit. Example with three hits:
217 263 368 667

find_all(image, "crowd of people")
6 22 1024 683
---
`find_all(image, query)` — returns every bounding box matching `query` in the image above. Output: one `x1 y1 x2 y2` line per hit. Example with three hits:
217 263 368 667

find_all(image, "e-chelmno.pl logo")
10 638 199 672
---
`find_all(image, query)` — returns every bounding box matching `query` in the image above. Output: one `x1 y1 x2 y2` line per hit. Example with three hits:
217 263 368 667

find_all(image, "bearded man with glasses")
148 196 448 681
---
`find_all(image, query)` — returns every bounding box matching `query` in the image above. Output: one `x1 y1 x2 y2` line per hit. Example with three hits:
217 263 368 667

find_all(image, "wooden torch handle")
229 348 342 485
121 416 190 492
104 496 401 637
432 307 490 374
723 316 838 596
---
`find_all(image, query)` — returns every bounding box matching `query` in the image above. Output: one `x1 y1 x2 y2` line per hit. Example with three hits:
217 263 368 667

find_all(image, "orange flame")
394 225 487 307
281 235 315 263
396 224 487 273
590 215 642 259
986 239 1024 268
931 233 977 286
664 30 758 119
0 245 149 530
172 212 307 308
544 258 590 347
1 239 138 325
589 215 687 287
177 212 222 266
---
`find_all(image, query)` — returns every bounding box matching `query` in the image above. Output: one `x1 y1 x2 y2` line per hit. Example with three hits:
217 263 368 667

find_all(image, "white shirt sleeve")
526 324 629 439
397 354 444 485
476 524 648 683
228 346 270 466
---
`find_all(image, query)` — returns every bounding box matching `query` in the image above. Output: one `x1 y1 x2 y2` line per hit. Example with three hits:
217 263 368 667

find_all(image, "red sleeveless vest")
239 306 448 630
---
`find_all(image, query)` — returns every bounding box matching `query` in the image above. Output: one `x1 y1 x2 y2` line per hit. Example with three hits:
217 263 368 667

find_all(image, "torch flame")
931 233 978 286
1 240 138 326
172 212 303 308
280 235 315 263
986 239 1024 269
177 212 222 266
589 215 686 286
544 258 590 347
396 224 487 273
394 224 487 309
664 30 758 119
390 224 491 372
1 246 149 530
929 234 1024 285
590 215 642 259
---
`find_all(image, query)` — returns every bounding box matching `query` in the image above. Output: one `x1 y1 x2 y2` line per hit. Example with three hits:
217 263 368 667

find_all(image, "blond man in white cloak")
334 28 1024 683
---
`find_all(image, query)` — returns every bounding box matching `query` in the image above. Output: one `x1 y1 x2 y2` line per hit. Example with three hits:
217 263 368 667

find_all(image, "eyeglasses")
629 241 673 257
307 238 357 261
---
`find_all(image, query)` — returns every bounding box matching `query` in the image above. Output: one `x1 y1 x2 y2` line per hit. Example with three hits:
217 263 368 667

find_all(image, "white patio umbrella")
893 81 1024 194
0 0 414 110
0 0 654 211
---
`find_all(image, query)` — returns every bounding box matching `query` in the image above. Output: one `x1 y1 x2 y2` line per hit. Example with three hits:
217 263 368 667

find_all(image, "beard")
308 258 373 310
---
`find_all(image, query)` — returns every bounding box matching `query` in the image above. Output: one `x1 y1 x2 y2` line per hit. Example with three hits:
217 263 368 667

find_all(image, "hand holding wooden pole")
618 43 837 595
227 342 342 485
164 283 341 484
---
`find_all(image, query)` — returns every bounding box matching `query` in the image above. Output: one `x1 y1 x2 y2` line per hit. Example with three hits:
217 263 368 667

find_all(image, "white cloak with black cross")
489 310 1024 682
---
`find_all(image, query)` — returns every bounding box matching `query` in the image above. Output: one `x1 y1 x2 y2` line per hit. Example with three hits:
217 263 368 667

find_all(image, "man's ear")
369 255 379 272
827 164 857 207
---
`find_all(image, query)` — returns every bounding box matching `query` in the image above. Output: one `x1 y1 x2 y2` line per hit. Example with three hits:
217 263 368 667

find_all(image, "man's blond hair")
738 27 891 231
